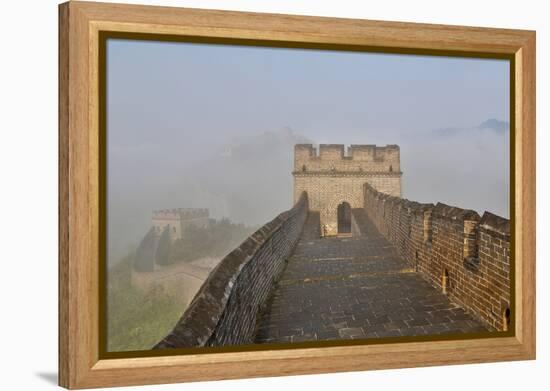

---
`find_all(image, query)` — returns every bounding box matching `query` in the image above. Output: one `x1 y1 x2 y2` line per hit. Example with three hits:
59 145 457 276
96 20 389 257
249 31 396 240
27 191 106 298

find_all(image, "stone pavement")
254 210 488 344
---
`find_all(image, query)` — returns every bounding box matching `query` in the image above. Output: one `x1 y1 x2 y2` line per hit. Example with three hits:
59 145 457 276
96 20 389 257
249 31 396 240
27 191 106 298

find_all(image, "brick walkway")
254 210 488 343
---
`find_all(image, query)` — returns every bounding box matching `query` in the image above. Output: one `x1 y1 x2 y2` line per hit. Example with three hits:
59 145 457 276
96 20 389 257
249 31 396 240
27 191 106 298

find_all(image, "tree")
134 227 157 272
155 226 173 265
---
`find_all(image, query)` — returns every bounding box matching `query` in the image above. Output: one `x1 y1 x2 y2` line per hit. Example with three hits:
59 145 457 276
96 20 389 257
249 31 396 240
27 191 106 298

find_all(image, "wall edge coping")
153 192 308 349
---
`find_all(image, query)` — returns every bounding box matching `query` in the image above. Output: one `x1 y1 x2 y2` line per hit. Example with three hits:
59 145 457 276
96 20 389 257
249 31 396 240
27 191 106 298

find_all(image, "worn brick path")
254 210 488 343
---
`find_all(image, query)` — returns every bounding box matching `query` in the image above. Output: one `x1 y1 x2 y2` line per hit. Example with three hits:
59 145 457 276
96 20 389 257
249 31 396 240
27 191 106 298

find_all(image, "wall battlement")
152 208 209 221
362 183 511 331
294 144 400 172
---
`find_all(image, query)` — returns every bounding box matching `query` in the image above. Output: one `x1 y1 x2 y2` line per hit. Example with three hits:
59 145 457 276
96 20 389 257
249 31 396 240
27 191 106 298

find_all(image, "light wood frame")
59 1 536 389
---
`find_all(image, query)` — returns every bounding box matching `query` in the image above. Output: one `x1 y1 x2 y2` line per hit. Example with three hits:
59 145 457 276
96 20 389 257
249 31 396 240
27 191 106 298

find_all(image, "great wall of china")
149 144 510 348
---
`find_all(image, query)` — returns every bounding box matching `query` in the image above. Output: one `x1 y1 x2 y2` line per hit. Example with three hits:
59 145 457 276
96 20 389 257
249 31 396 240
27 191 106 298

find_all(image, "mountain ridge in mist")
109 121 508 263
401 118 509 221
185 127 312 225
431 119 509 138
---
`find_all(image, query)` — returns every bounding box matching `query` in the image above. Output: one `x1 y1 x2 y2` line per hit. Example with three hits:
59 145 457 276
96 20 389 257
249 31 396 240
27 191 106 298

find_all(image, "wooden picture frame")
59 1 536 389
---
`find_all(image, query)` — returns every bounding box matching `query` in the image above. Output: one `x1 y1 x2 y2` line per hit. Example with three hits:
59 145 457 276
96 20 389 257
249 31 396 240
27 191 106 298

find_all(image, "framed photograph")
59 1 536 389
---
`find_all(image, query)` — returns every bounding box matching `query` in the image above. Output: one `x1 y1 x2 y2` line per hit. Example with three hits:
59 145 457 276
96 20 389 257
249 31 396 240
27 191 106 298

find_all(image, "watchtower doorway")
337 202 352 235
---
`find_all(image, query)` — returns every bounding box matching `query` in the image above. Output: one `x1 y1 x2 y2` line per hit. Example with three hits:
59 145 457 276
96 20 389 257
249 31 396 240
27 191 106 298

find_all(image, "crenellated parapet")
294 143 401 174
362 183 511 331
152 208 209 221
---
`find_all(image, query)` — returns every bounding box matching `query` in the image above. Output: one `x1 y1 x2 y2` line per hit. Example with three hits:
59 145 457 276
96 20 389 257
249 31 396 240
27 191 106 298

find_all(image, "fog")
107 40 509 263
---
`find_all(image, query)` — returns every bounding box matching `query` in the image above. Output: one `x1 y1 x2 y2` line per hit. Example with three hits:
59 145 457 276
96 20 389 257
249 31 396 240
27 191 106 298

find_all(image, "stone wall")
362 183 511 331
293 144 401 236
154 192 309 349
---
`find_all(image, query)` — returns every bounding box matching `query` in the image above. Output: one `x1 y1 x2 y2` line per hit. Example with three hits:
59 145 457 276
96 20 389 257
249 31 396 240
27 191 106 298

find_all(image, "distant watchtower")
293 144 402 236
133 208 210 273
152 208 210 240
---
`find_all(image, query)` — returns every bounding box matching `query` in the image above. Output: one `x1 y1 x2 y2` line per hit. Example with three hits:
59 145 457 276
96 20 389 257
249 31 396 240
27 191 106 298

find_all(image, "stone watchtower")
152 208 210 240
293 144 402 236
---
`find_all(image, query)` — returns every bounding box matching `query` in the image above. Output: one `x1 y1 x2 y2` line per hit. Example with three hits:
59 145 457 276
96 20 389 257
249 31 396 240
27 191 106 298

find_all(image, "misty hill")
478 119 509 134
431 119 509 138
108 127 310 263
108 121 509 264
184 127 311 226
401 118 510 220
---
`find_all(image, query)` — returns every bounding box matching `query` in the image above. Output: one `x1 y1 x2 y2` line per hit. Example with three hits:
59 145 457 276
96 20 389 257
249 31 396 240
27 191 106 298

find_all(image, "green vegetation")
107 218 258 352
134 227 157 272
168 218 257 263
107 253 183 352
155 226 173 265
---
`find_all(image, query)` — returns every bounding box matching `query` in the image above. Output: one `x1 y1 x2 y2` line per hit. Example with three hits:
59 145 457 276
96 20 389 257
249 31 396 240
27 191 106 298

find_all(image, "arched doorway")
337 202 352 235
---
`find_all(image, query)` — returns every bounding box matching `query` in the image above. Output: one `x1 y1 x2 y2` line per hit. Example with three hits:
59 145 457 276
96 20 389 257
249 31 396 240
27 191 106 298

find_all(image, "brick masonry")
254 210 486 344
293 144 402 236
362 183 511 331
154 192 309 348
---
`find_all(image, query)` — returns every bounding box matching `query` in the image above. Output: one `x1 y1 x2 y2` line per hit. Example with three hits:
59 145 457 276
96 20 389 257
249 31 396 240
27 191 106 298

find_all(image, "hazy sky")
107 39 510 261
